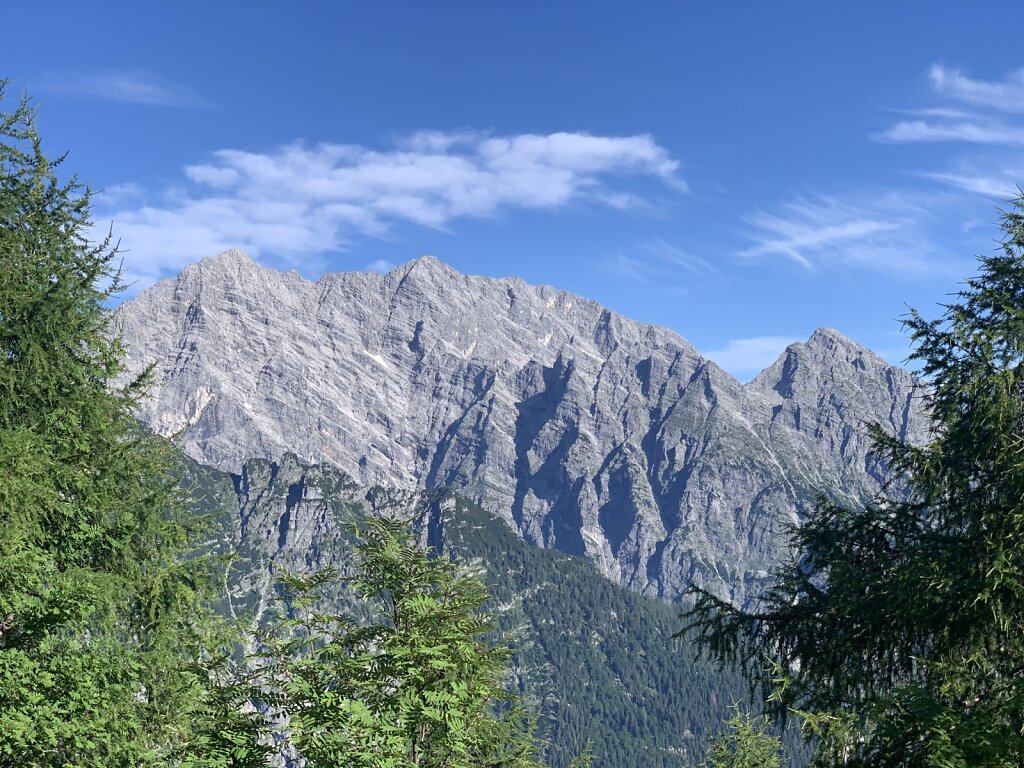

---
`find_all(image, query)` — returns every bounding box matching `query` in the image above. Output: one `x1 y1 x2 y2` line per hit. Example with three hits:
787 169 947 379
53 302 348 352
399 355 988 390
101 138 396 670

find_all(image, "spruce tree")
682 198 1024 766
0 82 238 766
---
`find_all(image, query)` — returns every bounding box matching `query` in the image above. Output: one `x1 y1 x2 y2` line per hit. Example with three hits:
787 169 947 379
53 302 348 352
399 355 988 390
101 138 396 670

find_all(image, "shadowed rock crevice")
596 449 640 558
425 367 496 488
277 478 305 548
511 356 575 529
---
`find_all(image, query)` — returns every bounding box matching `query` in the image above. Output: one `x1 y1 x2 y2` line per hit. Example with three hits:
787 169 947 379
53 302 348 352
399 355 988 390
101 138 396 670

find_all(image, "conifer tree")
0 81 241 766
269 515 554 768
705 708 782 768
683 198 1024 766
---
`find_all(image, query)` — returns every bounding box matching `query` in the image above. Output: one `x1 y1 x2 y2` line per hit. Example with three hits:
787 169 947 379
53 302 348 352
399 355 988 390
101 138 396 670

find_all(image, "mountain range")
116 250 927 605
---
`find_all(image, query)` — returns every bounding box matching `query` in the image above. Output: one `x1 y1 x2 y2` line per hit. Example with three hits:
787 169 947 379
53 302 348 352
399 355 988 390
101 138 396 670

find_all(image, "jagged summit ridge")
117 251 927 602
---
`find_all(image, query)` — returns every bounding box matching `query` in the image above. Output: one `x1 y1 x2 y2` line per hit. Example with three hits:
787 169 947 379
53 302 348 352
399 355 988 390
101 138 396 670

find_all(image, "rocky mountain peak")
750 327 897 397
190 248 261 275
116 254 928 603
804 326 888 364
400 253 449 272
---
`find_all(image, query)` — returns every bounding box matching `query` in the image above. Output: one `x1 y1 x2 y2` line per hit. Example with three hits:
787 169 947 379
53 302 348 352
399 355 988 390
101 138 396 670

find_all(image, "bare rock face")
116 250 928 602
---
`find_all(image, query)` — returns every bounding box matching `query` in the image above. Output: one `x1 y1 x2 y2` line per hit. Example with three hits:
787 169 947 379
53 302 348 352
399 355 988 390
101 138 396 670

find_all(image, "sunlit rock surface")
117 250 928 602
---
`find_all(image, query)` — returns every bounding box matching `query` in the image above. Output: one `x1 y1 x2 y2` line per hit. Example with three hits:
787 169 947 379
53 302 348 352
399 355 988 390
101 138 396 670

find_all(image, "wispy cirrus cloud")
37 70 208 107
877 119 1024 146
739 195 947 273
95 130 682 286
875 64 1024 148
603 239 714 289
871 62 1024 207
605 254 664 284
732 63 1016 282
702 335 801 380
742 199 897 269
920 169 1024 199
647 238 714 276
928 63 1024 113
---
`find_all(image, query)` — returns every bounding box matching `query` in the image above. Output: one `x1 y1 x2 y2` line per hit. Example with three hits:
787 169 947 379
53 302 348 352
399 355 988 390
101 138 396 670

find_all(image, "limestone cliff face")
116 250 928 602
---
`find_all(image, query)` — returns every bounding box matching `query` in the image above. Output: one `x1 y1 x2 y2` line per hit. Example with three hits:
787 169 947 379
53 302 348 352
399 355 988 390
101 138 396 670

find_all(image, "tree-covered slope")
180 453 807 768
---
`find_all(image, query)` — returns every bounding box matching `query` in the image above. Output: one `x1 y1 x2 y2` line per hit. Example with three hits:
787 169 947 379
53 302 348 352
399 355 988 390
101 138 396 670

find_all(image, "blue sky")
5 2 1024 379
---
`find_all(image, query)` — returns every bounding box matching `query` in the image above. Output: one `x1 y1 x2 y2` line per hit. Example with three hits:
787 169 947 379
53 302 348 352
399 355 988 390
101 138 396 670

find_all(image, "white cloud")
875 65 1024 147
743 63 1018 286
38 70 207 108
739 195 940 273
702 336 801 379
876 119 1024 146
929 64 1024 113
605 254 664 284
884 107 974 120
365 259 396 273
646 239 714 275
603 240 713 289
184 164 239 187
920 170 1022 199
94 182 145 208
96 130 682 286
865 62 1024 247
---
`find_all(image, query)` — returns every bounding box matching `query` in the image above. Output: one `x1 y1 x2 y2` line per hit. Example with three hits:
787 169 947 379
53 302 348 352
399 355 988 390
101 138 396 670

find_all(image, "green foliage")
439 496 765 768
183 453 808 767
172 625 278 768
705 708 782 768
266 515 549 767
0 82 248 766
682 198 1024 766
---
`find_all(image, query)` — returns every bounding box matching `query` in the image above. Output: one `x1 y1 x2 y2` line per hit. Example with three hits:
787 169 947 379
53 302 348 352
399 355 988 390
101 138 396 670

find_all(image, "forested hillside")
182 453 808 767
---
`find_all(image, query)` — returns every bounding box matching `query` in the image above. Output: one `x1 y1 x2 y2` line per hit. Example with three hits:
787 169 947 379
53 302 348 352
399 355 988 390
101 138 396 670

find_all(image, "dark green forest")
180 453 806 766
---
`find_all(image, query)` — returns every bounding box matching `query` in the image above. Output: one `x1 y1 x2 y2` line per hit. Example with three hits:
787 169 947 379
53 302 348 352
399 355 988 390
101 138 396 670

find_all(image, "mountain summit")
116 252 927 601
